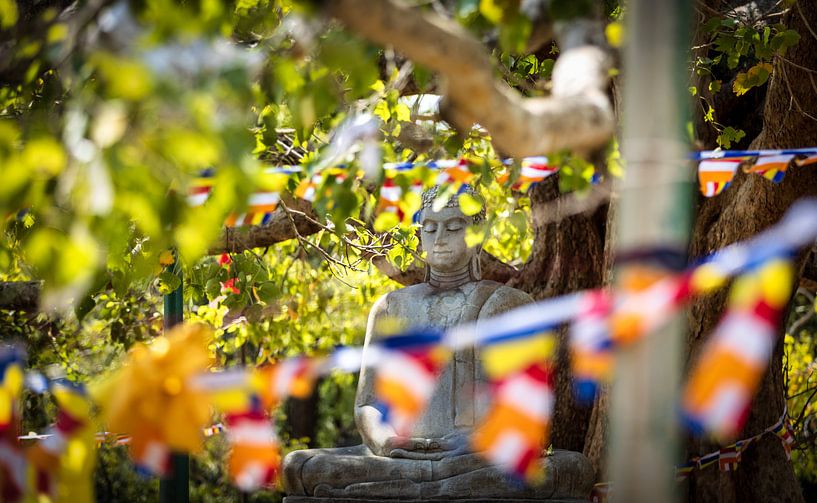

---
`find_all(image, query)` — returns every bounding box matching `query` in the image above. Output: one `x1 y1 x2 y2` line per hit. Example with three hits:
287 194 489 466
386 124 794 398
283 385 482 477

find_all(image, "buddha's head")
419 185 486 281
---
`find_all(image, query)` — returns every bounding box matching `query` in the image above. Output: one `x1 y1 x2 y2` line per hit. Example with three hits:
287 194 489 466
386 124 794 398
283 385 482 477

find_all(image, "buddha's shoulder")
370 283 432 313
476 280 533 317
382 282 433 300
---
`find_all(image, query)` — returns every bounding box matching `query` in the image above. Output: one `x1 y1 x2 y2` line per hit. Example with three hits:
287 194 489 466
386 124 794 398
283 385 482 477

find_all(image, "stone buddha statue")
282 186 594 502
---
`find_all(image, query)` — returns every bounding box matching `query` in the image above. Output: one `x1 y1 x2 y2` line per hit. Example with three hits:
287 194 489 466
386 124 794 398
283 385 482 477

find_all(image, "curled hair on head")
419 185 487 225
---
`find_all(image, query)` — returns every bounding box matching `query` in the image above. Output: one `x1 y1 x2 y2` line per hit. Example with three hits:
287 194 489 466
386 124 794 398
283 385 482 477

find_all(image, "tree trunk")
509 177 612 455
685 2 817 501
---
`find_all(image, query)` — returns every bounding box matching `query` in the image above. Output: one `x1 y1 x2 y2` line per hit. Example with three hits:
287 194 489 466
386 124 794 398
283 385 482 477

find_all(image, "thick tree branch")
208 198 322 254
326 0 614 157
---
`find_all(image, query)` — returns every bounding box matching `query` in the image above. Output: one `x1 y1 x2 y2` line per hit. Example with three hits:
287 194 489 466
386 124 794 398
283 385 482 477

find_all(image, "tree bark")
209 198 322 254
0 281 41 310
685 2 817 501
326 0 615 158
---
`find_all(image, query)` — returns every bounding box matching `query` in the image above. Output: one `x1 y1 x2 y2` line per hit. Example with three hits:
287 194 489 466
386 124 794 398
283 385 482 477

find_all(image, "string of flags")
188 138 817 229
591 409 803 502
694 147 817 197
4 198 817 500
189 156 575 227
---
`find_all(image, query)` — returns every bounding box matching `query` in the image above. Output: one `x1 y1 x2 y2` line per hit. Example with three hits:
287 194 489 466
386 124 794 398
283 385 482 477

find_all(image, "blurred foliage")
784 289 817 484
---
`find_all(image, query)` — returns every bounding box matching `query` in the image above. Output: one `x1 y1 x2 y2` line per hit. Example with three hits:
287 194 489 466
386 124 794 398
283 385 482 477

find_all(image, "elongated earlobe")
469 249 482 281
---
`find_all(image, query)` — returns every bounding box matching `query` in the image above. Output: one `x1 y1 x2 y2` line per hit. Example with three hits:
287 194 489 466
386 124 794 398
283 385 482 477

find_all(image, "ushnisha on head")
419 185 485 285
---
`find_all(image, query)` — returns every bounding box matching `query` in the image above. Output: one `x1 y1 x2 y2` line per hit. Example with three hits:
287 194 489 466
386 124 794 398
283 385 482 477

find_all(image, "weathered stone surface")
283 447 593 500
282 190 595 501
285 499 587 503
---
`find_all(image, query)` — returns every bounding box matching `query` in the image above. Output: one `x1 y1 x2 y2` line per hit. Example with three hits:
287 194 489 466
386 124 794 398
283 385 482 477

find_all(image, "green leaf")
701 17 722 33
498 13 531 54
373 100 390 122
770 29 800 55
732 62 772 96
465 226 485 247
605 22 624 48
479 0 503 24
394 103 411 122
0 0 17 29
539 58 555 79
716 126 746 149
156 271 182 294
458 193 483 216
704 104 715 123
373 212 399 232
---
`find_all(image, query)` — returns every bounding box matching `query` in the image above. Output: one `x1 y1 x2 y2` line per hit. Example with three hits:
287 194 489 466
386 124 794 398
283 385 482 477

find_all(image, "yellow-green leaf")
458 193 483 216
465 226 485 247
479 0 503 24
0 0 18 29
394 103 411 122
373 212 399 232
732 63 773 96
605 22 625 48
22 137 66 176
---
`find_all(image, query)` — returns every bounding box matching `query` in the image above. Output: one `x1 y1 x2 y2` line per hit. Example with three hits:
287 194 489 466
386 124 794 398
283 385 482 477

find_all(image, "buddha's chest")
389 285 481 330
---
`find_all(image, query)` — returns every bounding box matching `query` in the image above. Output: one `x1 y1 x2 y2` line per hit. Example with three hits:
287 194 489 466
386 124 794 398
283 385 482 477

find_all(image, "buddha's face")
420 205 475 274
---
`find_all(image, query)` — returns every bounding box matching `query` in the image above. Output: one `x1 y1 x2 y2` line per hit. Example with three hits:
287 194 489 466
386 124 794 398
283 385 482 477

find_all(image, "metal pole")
608 0 691 501
160 255 190 503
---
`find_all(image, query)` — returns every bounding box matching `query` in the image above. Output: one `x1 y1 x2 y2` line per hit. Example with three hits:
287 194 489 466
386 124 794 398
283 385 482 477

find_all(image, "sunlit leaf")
458 193 483 216
373 211 399 232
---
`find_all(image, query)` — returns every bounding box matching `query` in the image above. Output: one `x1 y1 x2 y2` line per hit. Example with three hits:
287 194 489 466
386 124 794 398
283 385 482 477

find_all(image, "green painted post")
608 0 691 501
160 256 189 503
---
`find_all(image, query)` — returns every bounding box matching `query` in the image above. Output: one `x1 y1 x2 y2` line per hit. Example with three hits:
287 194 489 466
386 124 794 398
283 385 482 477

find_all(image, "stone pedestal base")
283 447 594 501
284 498 589 503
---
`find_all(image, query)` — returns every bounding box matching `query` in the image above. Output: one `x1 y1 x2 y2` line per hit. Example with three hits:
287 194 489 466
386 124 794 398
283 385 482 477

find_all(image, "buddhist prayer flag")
0 346 25 503
696 451 719 469
718 444 740 472
225 409 280 491
28 380 96 503
675 462 694 481
683 259 793 440
569 291 614 403
481 332 556 381
471 362 554 482
515 157 558 191
378 177 423 222
471 312 562 481
188 167 299 227
295 169 348 202
255 357 324 410
744 154 794 183
796 154 817 167
774 418 796 460
373 329 449 436
129 429 172 476
697 158 743 197
432 159 474 185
